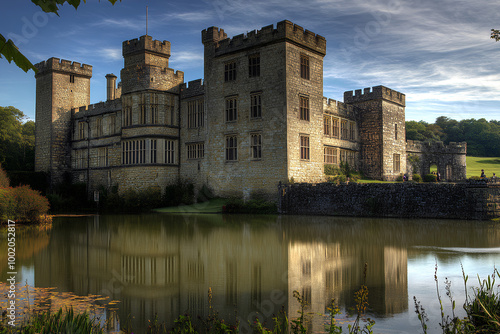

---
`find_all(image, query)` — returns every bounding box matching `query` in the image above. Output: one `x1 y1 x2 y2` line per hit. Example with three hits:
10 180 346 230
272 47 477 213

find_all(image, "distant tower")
34 57 92 185
344 86 406 180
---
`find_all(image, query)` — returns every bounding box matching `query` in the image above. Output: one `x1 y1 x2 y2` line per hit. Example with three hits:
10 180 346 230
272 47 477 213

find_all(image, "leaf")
0 35 37 73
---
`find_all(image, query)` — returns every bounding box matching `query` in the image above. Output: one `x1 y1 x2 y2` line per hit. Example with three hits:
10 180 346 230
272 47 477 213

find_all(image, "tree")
0 106 35 171
0 0 119 73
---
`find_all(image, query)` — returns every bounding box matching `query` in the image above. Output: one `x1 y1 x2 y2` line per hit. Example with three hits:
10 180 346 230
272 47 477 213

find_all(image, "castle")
34 20 467 199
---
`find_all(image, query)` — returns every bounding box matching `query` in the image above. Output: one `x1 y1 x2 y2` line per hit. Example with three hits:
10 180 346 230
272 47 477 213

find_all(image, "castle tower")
344 86 406 180
34 57 92 184
201 20 327 198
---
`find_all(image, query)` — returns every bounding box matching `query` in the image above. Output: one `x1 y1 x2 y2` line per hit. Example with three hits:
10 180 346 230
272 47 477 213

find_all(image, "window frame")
300 135 310 161
299 96 310 121
300 54 310 80
225 135 238 161
225 96 238 122
248 53 260 78
224 61 237 82
250 133 262 160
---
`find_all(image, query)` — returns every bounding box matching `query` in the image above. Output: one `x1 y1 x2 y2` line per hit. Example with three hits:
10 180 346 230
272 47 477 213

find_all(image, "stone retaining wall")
278 182 500 220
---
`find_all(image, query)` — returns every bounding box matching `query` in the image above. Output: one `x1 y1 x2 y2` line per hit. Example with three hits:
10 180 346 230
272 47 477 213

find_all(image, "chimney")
105 74 117 101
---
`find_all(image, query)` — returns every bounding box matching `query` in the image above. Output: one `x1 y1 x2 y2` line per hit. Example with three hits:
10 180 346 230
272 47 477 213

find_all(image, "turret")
34 57 92 184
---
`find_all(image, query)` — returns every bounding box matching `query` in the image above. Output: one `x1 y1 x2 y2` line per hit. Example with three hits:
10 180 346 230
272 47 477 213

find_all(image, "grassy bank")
154 198 228 213
467 156 500 178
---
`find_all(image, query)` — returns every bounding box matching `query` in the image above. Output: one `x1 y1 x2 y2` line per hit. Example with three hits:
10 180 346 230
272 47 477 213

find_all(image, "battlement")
344 86 405 107
322 97 356 119
406 140 467 154
201 27 228 44
181 79 204 99
73 99 122 118
123 35 171 57
204 20 326 57
34 57 92 78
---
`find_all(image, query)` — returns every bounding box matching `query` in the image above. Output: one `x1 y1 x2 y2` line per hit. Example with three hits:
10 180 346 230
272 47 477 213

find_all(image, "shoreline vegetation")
1 265 499 333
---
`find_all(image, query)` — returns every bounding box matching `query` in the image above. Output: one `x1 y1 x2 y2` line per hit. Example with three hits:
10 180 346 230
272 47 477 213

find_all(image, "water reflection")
1 214 500 333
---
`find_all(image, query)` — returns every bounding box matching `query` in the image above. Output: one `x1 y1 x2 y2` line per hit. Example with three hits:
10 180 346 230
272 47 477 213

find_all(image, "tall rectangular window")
78 121 86 140
393 153 400 172
109 115 116 135
250 133 262 159
150 139 157 164
123 96 133 127
151 93 159 124
96 117 102 137
340 149 347 163
324 146 337 164
69 75 75 83
348 150 355 167
250 93 262 118
299 96 309 121
165 140 176 164
395 123 398 140
139 93 146 124
349 121 356 141
248 54 260 77
300 55 310 80
225 135 238 161
224 61 236 82
188 100 204 128
98 147 108 167
341 120 348 139
324 116 331 136
300 135 310 160
225 97 237 122
332 118 339 138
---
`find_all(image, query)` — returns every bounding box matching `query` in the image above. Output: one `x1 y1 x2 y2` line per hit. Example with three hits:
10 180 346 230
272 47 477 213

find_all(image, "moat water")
2 214 500 333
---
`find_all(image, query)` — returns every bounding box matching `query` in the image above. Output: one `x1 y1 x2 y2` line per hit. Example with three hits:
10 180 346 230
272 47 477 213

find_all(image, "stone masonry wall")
279 182 500 220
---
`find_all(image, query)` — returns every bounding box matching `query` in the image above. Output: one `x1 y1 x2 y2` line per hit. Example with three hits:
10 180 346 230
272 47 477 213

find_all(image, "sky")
1 0 500 123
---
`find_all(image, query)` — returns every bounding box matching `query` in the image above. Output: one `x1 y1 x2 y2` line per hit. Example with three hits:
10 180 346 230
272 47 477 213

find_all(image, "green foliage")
164 180 195 207
98 185 162 213
196 184 215 203
414 264 500 334
423 174 437 182
406 116 500 157
325 164 341 176
10 185 50 223
395 174 404 182
2 1 121 73
0 181 50 223
412 174 422 183
48 174 88 212
0 164 9 187
0 107 35 171
0 307 105 333
0 187 16 221
325 162 360 184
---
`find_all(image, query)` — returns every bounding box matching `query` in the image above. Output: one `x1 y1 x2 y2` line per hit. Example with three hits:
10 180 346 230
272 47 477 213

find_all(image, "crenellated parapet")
72 99 122 119
34 57 92 78
180 79 204 99
344 86 405 107
203 20 326 57
322 97 356 120
123 35 171 57
406 140 467 154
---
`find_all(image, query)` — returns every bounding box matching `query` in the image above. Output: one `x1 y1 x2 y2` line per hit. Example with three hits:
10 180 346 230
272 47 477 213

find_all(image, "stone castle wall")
279 182 500 220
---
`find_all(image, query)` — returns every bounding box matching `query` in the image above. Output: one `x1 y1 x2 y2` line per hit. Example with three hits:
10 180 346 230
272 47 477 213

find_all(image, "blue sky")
1 0 500 123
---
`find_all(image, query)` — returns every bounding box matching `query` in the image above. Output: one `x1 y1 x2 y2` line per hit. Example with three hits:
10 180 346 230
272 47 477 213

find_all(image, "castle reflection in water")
12 214 500 332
